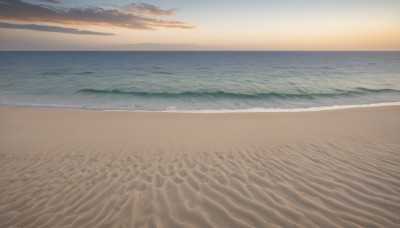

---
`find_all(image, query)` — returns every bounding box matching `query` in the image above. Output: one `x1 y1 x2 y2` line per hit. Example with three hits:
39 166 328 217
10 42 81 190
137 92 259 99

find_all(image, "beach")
1 0 400 227
0 105 399 227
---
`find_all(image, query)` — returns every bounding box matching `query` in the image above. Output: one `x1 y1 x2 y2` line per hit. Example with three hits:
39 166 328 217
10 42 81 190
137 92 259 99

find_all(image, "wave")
78 87 400 99
2 101 400 113
41 71 94 76
152 71 174 75
75 71 94 75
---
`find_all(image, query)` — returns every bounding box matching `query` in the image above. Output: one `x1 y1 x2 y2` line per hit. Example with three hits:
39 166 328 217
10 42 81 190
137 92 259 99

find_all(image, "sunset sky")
1 0 400 50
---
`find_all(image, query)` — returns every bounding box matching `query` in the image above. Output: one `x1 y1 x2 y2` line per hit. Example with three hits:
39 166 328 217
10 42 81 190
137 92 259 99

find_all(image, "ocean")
0 51 399 112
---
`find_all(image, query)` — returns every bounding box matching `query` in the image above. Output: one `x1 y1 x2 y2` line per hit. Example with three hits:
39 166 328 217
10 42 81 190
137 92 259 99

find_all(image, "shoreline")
1 105 400 151
1 101 400 113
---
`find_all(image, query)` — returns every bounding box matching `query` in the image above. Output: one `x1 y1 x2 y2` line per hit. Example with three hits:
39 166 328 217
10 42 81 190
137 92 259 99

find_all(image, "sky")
0 0 399 50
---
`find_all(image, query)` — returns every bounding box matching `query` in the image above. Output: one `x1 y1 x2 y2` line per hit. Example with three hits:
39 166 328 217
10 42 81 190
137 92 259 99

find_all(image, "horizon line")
1 50 399 52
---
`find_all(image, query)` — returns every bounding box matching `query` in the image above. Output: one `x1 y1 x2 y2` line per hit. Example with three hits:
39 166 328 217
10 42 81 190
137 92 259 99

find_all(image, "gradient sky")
0 0 400 50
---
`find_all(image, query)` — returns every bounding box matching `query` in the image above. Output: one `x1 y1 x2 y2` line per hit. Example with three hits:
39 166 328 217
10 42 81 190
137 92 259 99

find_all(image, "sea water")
0 51 399 111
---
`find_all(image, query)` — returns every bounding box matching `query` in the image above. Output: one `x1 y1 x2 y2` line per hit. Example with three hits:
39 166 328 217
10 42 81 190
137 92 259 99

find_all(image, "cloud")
0 0 194 30
0 22 114 36
112 43 204 51
119 3 177 16
35 0 59 3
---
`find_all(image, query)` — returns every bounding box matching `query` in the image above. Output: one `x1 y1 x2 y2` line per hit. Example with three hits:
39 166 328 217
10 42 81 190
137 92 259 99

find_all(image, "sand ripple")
1 141 399 227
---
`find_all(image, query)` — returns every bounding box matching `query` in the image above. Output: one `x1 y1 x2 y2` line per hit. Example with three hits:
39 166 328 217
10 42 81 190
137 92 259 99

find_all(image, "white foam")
2 101 400 113
103 102 400 113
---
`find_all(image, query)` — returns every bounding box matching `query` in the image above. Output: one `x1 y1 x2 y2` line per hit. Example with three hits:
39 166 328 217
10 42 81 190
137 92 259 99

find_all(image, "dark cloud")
119 3 177 16
0 22 114 35
0 0 194 30
35 0 59 3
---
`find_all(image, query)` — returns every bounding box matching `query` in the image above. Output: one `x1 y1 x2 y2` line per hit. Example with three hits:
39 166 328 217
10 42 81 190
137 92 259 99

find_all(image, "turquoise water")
0 51 399 111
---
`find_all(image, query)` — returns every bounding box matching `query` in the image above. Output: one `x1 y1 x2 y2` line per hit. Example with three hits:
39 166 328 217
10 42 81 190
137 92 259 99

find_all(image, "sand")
0 106 399 227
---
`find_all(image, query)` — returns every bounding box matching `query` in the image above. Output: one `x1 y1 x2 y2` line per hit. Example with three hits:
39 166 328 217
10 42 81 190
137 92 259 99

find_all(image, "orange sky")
0 0 399 50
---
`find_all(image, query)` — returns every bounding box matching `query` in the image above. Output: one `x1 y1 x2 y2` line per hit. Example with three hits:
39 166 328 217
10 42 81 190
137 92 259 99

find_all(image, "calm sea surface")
0 51 399 111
